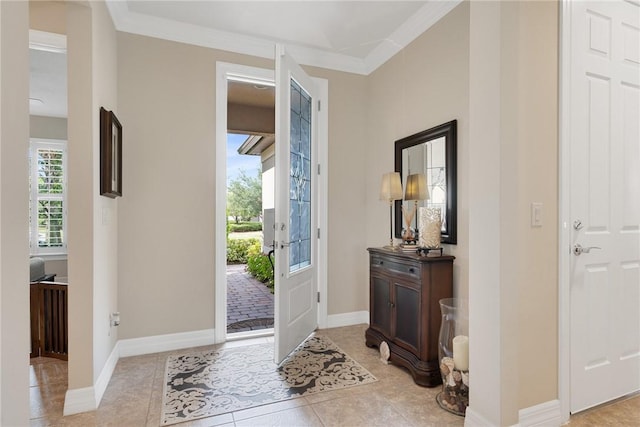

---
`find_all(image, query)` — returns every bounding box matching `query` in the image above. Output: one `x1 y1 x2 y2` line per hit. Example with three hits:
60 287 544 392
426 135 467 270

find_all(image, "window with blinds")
30 140 67 255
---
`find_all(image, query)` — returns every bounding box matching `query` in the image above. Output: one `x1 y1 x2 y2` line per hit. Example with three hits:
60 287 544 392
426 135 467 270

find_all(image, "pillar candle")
452 335 469 371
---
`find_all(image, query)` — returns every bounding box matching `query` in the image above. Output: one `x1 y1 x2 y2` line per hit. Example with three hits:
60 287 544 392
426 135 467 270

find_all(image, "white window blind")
29 140 67 255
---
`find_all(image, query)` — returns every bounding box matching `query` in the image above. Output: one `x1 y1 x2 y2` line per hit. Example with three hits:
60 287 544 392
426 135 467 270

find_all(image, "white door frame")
214 61 328 344
558 1 572 422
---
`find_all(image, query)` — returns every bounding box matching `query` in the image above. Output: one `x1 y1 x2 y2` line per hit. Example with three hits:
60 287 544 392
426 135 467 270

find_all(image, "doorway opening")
215 61 329 347
28 29 70 423
224 75 277 337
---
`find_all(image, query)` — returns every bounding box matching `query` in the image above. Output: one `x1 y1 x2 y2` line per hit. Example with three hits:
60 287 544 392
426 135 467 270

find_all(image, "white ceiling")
107 0 462 75
30 1 462 118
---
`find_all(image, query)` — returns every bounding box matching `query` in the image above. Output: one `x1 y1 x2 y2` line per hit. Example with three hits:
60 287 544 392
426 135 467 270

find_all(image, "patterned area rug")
161 335 377 425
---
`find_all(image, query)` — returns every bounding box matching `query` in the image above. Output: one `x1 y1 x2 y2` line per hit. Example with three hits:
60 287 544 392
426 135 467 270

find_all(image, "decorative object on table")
402 173 429 243
100 107 123 198
419 207 442 249
399 243 420 253
437 298 469 416
161 334 377 425
379 172 403 249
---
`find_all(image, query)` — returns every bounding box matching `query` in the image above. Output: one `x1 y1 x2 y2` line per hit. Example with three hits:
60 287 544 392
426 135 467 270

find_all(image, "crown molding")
29 29 67 53
363 0 462 74
106 0 462 76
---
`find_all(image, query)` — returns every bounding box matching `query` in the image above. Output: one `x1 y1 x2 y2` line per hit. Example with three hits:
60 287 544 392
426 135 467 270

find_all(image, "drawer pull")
408 268 415 273
379 261 384 265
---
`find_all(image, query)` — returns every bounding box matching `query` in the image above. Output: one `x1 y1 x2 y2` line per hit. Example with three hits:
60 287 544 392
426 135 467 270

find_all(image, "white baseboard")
63 387 96 416
326 311 369 328
464 400 561 427
519 399 561 427
63 342 120 415
94 341 120 404
465 406 497 427
118 328 216 357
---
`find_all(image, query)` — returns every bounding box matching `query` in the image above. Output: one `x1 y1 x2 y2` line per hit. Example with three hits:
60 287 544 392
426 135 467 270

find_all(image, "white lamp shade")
380 172 403 201
404 173 429 201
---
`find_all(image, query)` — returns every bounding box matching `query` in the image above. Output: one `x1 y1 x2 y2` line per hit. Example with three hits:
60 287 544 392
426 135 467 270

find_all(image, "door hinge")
317 228 321 239
317 292 320 303
317 100 321 111
317 164 321 175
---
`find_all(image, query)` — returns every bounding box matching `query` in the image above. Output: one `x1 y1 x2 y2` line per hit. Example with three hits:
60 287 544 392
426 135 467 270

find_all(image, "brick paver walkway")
226 263 274 333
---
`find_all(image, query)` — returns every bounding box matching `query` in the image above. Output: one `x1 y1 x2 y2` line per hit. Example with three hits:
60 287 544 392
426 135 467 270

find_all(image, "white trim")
63 387 96 416
315 77 329 330
93 341 120 406
29 29 66 53
558 0 572 423
519 400 562 427
465 406 498 427
29 138 68 256
105 1 461 76
215 63 275 345
363 0 462 75
326 311 369 329
118 329 216 358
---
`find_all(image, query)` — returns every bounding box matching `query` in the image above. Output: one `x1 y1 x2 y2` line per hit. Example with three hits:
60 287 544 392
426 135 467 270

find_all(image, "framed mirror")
394 120 457 244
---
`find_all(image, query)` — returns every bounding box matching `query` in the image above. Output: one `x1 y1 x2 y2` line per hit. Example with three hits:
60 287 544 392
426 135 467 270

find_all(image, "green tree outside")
227 169 262 223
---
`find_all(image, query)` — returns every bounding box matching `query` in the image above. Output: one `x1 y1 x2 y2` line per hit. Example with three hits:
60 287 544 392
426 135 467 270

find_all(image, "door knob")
573 244 601 256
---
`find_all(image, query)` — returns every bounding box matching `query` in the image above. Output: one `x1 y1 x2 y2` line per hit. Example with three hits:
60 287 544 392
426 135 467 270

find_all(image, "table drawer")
370 254 421 280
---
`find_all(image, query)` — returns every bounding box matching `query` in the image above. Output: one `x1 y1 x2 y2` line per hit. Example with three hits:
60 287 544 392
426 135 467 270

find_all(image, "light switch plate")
531 202 542 227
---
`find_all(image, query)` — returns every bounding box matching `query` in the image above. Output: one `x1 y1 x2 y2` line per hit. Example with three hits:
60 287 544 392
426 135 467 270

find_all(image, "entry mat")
161 334 377 425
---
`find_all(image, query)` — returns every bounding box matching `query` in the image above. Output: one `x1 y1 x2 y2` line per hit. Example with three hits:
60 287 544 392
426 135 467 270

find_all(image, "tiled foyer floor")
30 324 639 426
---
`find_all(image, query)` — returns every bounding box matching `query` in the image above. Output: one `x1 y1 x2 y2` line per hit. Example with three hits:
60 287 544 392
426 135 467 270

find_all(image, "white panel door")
274 46 318 364
570 0 640 413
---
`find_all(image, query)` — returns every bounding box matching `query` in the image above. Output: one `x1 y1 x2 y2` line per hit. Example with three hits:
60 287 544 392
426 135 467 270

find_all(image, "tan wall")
468 1 558 423
514 0 558 410
29 0 66 34
90 0 119 382
116 34 264 339
365 2 470 300
30 115 67 140
66 1 94 390
0 1 31 423
117 31 370 338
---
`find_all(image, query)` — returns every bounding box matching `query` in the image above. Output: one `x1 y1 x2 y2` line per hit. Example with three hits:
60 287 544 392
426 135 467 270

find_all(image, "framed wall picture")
100 107 122 198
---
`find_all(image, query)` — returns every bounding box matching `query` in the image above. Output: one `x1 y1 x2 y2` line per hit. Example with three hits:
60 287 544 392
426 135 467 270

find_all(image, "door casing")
214 62 328 344
558 0 640 421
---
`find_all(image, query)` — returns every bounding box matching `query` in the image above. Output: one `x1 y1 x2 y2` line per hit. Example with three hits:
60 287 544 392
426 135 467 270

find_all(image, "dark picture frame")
100 107 122 198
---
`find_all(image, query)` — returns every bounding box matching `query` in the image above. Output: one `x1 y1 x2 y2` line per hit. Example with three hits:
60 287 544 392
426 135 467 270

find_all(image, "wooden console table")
365 247 454 387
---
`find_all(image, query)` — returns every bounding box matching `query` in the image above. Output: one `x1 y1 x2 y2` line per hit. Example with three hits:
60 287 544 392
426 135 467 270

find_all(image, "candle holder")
437 298 469 416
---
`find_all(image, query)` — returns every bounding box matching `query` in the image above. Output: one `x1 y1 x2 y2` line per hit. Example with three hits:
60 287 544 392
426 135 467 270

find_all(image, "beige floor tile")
29 324 637 427
569 394 640 427
311 392 412 427
232 397 309 421
235 405 323 427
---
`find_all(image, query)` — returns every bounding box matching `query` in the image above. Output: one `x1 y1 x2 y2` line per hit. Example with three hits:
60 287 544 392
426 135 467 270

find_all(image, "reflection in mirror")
394 120 457 244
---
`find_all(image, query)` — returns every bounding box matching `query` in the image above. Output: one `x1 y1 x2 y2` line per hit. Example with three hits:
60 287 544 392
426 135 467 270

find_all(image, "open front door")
274 46 318 363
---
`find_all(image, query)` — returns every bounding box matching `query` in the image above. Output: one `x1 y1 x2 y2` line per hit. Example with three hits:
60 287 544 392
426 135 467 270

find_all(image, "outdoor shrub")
226 238 259 263
246 241 274 291
228 222 263 233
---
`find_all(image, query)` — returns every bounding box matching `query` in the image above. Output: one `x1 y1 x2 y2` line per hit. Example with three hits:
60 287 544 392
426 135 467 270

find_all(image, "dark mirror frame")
394 120 457 244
